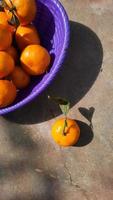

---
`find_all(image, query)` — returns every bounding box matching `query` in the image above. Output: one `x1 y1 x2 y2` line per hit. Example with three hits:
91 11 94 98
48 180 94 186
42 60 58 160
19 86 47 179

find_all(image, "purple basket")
0 0 70 115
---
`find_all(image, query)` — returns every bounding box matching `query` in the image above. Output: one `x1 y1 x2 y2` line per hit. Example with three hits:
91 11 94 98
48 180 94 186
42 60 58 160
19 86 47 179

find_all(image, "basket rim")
0 0 70 115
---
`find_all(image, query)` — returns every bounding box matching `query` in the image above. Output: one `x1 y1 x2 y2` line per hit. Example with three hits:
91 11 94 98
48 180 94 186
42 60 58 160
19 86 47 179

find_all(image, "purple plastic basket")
0 0 70 115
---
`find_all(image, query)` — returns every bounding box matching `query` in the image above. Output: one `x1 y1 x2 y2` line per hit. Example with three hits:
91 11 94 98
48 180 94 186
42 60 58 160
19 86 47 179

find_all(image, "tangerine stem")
63 116 68 136
8 0 13 7
8 0 16 13
7 0 20 27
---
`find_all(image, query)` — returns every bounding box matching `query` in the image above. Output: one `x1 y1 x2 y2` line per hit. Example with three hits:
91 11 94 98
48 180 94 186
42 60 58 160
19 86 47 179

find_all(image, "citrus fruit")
20 45 50 75
0 11 8 27
15 24 40 51
0 80 17 108
11 66 30 89
6 46 18 64
0 24 12 50
51 118 80 147
0 11 16 33
0 51 15 78
5 0 37 25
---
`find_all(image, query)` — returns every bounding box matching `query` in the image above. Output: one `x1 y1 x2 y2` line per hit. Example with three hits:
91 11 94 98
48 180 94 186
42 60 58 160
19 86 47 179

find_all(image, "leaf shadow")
79 107 95 128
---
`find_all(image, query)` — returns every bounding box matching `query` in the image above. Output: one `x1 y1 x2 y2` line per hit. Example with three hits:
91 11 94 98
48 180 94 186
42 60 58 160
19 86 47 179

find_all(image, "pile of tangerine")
0 0 50 108
0 0 80 147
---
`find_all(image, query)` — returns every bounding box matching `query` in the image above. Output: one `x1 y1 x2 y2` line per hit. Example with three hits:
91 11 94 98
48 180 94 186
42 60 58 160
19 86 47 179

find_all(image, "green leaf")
59 102 70 116
8 13 20 27
0 0 10 9
8 0 14 7
48 96 68 105
0 0 19 27
0 6 4 11
9 6 16 12
48 96 70 116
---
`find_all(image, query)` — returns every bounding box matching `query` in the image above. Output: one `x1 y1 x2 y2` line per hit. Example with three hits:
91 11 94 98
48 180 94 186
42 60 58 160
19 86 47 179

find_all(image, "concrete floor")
0 0 113 199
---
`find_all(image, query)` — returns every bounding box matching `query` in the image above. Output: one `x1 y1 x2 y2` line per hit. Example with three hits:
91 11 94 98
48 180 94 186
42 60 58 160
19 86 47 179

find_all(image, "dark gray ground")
0 0 113 199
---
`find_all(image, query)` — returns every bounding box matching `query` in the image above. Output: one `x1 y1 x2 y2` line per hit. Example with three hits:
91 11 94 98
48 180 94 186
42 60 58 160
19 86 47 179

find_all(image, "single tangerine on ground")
6 46 18 64
16 24 40 51
0 24 12 51
11 66 30 89
0 80 17 108
20 45 51 75
0 51 15 78
51 118 80 147
4 0 37 25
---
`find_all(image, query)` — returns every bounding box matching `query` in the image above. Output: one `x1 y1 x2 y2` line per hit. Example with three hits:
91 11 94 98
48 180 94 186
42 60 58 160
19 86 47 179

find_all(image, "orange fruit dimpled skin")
0 24 12 51
5 0 37 25
0 80 17 108
6 46 18 64
16 24 40 51
0 51 15 78
20 45 51 75
11 66 30 89
0 12 9 27
0 11 15 34
51 118 80 147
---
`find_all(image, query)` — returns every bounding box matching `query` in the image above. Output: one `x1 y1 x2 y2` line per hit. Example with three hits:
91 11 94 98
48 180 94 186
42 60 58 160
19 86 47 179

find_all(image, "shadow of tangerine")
4 21 103 124
74 120 94 147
